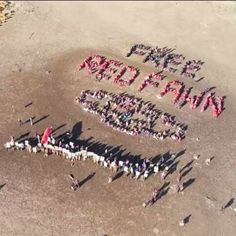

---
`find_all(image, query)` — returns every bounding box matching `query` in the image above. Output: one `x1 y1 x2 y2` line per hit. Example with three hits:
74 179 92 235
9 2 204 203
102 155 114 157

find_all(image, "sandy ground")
0 1 236 236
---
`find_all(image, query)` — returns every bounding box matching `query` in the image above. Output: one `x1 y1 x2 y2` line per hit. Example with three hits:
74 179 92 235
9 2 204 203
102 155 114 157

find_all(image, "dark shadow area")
183 214 191 224
33 115 50 125
221 96 227 112
176 149 186 159
15 132 30 142
183 178 195 191
159 181 170 192
55 130 71 142
52 123 67 134
0 183 6 190
112 170 124 182
23 116 36 125
196 77 204 82
152 182 170 206
79 172 96 187
71 121 83 141
222 198 234 210
25 102 33 108
181 167 192 179
165 160 180 178
181 160 194 173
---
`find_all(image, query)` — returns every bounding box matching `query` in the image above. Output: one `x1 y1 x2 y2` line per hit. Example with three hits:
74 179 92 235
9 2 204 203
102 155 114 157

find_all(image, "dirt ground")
0 1 236 236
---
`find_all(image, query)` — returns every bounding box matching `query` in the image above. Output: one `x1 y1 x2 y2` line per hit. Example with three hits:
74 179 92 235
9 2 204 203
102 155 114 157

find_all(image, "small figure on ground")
68 174 80 191
18 118 23 126
30 117 34 126
143 188 160 208
179 214 191 227
108 176 113 183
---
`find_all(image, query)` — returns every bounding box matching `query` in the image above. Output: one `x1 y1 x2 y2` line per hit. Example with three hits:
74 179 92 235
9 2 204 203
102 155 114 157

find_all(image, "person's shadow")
183 214 191 224
222 198 234 210
79 172 96 187
0 183 6 190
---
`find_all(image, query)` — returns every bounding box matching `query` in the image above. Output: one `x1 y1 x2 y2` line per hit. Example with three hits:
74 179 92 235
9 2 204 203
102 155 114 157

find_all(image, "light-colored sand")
0 1 236 236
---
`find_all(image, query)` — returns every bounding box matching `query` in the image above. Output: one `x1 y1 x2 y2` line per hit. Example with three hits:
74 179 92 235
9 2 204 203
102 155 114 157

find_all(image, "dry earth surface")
0 1 236 236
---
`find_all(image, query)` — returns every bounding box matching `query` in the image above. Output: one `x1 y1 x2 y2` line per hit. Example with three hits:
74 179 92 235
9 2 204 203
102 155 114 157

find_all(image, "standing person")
177 170 181 184
143 188 160 207
10 136 15 146
18 118 22 127
30 117 34 126
36 133 41 144
69 174 80 191
108 176 113 183
161 167 168 180
71 179 80 191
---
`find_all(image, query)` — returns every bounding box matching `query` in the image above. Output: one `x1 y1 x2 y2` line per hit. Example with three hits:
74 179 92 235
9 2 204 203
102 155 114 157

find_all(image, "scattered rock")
193 154 200 160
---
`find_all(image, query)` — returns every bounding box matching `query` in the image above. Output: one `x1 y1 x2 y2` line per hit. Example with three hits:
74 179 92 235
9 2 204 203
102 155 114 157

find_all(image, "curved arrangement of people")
74 89 187 141
3 134 177 182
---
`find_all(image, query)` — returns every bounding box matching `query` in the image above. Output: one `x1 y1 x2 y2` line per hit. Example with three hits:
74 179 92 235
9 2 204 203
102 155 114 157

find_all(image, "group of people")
126 43 204 80
158 80 224 117
181 59 204 80
4 133 179 183
138 72 165 92
78 54 139 86
74 89 186 141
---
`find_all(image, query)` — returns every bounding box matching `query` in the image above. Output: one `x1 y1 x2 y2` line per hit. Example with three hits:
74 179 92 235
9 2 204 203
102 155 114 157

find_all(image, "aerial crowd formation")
4 134 180 183
126 43 204 80
2 42 228 227
74 89 187 141
78 51 225 117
